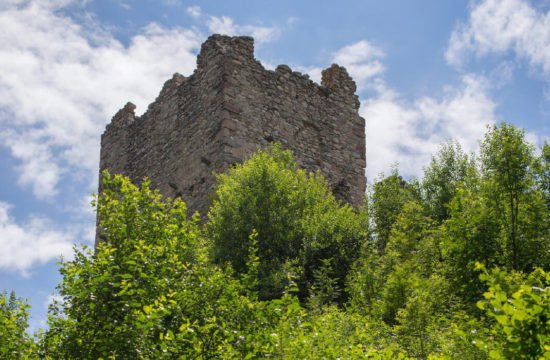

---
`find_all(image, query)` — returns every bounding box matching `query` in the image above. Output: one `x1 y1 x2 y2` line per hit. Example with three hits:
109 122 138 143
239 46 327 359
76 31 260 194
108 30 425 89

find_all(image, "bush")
207 144 367 302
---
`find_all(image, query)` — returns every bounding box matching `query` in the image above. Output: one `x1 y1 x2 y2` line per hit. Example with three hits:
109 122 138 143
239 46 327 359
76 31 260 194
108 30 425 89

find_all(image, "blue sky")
1 0 549 331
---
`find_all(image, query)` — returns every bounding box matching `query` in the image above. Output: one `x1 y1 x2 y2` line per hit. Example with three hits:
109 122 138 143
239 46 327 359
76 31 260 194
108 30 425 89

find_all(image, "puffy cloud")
332 40 385 88
363 75 496 178
292 39 496 179
0 1 200 199
291 65 323 83
294 40 385 88
2 133 61 198
0 0 505 200
0 201 74 276
185 6 282 44
186 5 201 18
0 2 289 200
206 15 282 44
446 0 550 75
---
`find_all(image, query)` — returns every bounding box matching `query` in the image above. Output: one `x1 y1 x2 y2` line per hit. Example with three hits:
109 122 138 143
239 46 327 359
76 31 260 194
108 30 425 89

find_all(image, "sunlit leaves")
0 292 37 359
476 265 550 358
207 144 367 303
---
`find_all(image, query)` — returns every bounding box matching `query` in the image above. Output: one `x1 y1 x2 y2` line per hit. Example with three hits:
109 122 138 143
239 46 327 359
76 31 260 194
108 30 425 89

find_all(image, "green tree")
42 172 281 358
377 201 436 323
476 265 550 359
346 240 383 313
480 123 549 271
535 141 550 209
349 201 441 325
207 144 367 302
33 124 550 359
0 291 37 359
441 124 549 306
442 180 501 306
275 305 408 359
371 169 419 253
422 140 473 223
426 310 490 359
394 275 449 359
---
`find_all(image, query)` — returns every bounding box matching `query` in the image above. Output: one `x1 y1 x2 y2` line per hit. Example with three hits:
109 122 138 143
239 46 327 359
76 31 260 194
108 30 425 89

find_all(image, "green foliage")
441 123 550 306
442 181 500 305
275 306 409 359
430 312 489 360
42 172 284 358
378 201 435 322
349 201 442 323
17 124 550 358
480 123 549 271
0 291 37 359
346 241 382 312
476 265 550 359
348 176 428 319
43 172 200 357
207 144 367 302
535 141 550 209
308 258 341 310
371 168 419 252
481 124 534 197
394 275 450 358
422 140 473 222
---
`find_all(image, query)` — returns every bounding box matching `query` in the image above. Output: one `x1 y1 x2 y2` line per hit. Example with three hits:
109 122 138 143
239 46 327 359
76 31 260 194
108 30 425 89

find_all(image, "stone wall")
99 34 366 222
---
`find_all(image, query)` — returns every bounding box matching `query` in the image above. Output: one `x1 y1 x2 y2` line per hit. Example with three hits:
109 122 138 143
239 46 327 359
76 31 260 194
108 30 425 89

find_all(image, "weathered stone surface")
99 34 366 227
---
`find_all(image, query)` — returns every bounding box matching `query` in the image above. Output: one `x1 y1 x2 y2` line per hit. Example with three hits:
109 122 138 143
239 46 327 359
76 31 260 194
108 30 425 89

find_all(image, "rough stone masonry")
100 34 366 220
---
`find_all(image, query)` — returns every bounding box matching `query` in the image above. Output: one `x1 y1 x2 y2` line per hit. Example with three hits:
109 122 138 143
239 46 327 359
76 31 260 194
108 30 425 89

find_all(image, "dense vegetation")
2 123 550 359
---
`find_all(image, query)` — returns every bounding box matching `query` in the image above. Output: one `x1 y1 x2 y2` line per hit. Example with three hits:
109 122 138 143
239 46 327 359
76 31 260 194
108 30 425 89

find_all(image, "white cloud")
0 1 506 200
0 1 202 198
293 40 385 88
65 194 97 244
186 6 282 44
446 0 550 75
3 133 62 198
363 75 496 178
332 40 385 88
290 39 495 179
0 1 289 200
285 38 495 180
186 5 201 18
0 201 75 275
206 15 281 44
292 65 323 83
187 6 282 45
206 16 236 35
488 61 515 87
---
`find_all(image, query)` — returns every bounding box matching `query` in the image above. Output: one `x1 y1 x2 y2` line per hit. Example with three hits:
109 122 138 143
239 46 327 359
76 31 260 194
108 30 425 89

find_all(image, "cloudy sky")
1 0 549 331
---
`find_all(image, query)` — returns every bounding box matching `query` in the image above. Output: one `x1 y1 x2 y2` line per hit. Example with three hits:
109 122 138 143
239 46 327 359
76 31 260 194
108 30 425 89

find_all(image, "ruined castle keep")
100 34 366 216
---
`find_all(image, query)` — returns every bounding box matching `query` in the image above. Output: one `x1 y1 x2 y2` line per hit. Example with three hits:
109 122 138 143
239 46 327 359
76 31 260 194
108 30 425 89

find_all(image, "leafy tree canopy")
207 144 368 302
2 123 549 359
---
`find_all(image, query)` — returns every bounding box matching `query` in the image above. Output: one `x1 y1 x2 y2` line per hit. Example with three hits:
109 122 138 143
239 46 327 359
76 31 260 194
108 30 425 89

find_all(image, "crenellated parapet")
197 34 255 70
99 34 366 229
109 102 137 127
322 64 361 109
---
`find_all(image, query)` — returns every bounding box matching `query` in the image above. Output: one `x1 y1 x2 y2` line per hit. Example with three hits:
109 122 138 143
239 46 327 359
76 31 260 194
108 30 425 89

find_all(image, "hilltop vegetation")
2 123 550 359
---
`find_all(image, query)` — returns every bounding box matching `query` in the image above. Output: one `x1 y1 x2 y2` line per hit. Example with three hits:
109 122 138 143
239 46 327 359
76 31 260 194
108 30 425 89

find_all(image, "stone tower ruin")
100 34 366 218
